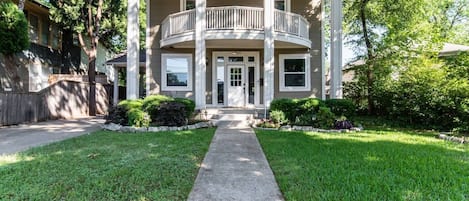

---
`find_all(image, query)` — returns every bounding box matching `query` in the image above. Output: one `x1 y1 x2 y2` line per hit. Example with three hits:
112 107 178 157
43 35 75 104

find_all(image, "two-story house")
125 0 325 109
0 0 112 92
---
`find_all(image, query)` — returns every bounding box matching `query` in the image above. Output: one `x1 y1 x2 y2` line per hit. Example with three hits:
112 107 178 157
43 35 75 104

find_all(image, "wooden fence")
0 80 112 126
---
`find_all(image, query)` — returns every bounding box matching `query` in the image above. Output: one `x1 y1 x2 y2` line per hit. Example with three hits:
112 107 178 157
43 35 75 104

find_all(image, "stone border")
101 121 215 133
437 133 467 144
250 120 363 133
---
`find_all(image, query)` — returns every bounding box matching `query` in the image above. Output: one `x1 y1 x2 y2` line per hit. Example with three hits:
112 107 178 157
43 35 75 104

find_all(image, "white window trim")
180 0 194 11
161 53 193 91
275 0 291 12
279 53 311 92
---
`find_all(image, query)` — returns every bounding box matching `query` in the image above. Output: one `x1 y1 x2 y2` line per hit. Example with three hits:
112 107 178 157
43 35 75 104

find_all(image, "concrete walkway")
187 120 284 201
0 117 104 155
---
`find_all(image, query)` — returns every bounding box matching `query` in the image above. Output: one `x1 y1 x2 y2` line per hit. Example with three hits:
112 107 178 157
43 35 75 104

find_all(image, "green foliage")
127 108 150 127
153 101 188 126
174 97 196 118
0 1 29 54
325 99 356 117
269 110 288 125
316 107 335 129
118 99 143 110
142 95 173 120
270 98 325 123
294 114 314 126
105 105 128 125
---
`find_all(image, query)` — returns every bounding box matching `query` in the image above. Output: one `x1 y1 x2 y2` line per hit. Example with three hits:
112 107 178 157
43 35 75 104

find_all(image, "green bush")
174 97 196 118
325 99 356 117
316 107 335 129
118 99 143 110
270 110 288 125
270 98 325 122
142 95 173 121
0 1 29 54
105 105 129 126
153 101 188 126
294 113 314 126
127 108 150 127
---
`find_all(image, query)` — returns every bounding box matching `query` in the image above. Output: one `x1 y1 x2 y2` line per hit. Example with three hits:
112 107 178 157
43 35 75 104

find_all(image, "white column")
264 0 275 107
145 0 151 97
330 0 343 99
195 0 206 108
113 66 119 105
127 0 140 100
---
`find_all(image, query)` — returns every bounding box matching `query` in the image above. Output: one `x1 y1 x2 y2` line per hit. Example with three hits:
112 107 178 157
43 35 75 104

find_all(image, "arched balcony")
160 6 311 48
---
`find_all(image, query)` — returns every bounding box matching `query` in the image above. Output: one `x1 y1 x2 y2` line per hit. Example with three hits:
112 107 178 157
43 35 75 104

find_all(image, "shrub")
118 99 143 110
270 98 298 121
334 116 354 129
174 97 196 118
316 107 335 129
127 108 150 127
105 105 129 126
153 101 188 126
294 113 314 126
142 95 173 121
270 110 288 125
325 99 356 117
0 1 29 54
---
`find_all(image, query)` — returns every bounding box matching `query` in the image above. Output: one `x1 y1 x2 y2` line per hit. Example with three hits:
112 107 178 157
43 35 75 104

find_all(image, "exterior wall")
148 0 323 104
207 0 263 8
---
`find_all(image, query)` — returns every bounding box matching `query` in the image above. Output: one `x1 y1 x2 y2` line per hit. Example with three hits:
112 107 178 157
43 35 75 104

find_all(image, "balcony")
160 6 311 48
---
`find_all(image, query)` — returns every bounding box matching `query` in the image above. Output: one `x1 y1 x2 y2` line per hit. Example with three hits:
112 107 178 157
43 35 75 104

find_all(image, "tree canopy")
0 1 29 55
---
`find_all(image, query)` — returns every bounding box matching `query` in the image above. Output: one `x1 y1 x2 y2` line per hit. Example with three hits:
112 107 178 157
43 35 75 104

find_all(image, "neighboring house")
0 0 112 92
126 0 325 109
439 43 469 57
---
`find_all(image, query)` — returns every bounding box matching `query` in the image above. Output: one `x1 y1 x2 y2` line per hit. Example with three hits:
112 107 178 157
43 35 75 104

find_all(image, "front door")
227 65 245 107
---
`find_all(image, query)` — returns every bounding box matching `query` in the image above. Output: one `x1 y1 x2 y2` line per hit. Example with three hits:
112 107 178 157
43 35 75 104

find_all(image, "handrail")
161 6 310 41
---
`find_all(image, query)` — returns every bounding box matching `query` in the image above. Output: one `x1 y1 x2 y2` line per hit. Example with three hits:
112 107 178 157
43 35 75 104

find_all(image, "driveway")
0 117 104 155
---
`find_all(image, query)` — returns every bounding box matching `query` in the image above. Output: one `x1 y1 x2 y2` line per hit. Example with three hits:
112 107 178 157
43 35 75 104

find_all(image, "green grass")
256 128 469 201
0 129 215 201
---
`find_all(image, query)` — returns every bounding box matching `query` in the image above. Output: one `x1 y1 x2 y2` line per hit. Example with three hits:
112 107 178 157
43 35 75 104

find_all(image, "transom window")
279 54 311 91
162 54 193 91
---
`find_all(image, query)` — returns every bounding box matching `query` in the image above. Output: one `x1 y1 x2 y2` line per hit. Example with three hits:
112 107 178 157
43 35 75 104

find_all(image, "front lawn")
256 129 469 200
0 129 215 200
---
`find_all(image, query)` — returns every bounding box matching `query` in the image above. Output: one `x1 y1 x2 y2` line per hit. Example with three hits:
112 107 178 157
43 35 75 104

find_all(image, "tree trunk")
360 0 375 114
88 54 97 116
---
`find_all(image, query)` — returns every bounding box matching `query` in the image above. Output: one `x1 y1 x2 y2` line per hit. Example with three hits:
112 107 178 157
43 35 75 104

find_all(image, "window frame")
279 53 311 92
180 0 196 11
275 0 291 12
161 53 193 91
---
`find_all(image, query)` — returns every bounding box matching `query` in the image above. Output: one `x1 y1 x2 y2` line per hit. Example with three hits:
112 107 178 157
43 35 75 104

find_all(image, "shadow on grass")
256 130 469 201
0 129 216 201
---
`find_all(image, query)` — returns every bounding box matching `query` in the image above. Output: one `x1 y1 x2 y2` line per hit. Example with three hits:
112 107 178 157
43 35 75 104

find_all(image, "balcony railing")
161 6 310 43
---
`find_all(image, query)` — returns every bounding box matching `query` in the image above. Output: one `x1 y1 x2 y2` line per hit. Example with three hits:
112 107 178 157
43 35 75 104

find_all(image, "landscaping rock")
102 123 121 131
159 126 169 132
121 126 136 133
293 126 302 131
135 127 148 132
148 127 160 132
280 125 292 131
188 125 197 130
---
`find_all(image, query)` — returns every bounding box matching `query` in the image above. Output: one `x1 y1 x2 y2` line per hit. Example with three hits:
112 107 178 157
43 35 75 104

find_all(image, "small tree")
0 1 29 55
49 0 127 116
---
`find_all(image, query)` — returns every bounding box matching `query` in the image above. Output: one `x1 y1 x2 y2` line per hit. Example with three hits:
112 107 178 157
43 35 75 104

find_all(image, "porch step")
195 108 267 121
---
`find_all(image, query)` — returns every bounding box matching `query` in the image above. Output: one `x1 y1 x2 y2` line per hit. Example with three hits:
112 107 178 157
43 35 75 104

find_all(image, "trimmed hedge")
107 95 195 127
325 99 356 118
270 98 325 123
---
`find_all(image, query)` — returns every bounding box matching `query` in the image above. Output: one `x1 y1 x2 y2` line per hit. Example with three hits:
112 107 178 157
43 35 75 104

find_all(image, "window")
41 20 50 46
279 54 311 91
29 14 39 43
162 54 192 91
181 0 195 11
275 0 290 12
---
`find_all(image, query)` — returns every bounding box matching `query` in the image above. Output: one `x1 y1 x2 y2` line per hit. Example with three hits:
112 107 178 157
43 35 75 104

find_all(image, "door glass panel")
217 59 225 104
248 66 255 104
230 68 242 86
248 56 255 62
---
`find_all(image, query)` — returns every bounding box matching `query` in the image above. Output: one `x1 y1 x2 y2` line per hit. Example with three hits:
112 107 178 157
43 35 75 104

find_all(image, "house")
125 0 330 109
0 0 112 92
439 43 469 57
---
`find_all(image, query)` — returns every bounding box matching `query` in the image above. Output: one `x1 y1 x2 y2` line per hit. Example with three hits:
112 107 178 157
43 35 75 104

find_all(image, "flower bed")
102 121 215 133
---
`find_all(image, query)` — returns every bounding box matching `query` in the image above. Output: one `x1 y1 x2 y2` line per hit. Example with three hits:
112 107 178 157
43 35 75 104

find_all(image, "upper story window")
26 10 62 50
181 0 195 11
275 0 290 12
279 54 311 92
